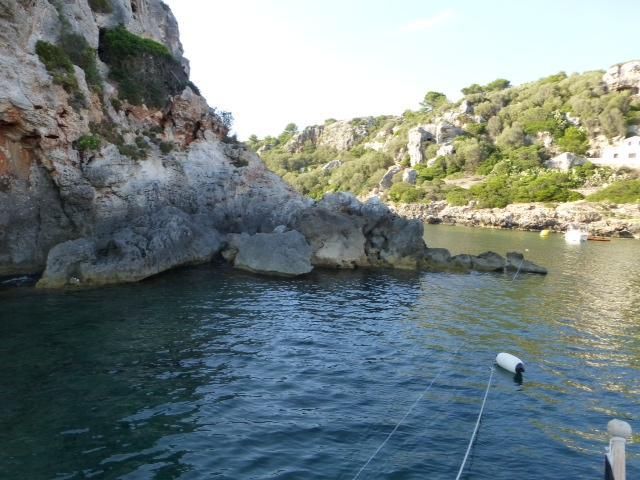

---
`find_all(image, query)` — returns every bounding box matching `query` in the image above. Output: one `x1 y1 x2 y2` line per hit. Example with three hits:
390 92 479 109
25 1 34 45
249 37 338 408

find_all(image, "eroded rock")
225 230 313 277
37 207 222 288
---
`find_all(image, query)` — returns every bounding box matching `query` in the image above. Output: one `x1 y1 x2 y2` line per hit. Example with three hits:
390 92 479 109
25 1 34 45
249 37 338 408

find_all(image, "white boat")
565 227 588 244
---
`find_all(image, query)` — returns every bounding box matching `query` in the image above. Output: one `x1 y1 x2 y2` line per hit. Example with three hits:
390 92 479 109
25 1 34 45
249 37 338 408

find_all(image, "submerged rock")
420 247 545 275
505 252 548 274
471 251 507 272
224 230 313 277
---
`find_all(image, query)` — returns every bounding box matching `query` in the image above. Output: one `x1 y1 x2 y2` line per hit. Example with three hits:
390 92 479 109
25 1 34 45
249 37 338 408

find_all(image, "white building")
594 136 640 169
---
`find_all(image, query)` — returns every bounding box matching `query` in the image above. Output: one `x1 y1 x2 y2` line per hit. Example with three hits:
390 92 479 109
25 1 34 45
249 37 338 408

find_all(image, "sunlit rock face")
1 1 546 285
603 60 640 94
0 0 306 281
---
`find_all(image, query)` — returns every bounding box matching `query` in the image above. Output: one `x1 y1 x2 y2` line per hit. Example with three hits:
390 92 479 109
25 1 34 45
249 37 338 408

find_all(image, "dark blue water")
0 225 638 479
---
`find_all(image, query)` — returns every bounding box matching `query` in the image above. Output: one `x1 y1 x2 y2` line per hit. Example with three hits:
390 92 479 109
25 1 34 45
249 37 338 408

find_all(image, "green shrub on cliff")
35 41 78 92
88 0 113 13
587 179 640 203
58 31 102 92
74 134 101 152
99 26 188 108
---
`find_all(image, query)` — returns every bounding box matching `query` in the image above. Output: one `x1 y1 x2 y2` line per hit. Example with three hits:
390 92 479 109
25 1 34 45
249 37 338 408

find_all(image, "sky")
164 0 640 139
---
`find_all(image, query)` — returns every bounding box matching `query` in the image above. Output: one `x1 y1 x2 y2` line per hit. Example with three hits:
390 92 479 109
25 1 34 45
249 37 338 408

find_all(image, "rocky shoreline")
0 0 547 288
391 201 640 238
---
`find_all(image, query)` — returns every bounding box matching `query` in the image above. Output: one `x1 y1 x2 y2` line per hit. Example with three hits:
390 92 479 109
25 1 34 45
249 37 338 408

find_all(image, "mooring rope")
454 365 495 480
351 345 462 480
512 257 525 281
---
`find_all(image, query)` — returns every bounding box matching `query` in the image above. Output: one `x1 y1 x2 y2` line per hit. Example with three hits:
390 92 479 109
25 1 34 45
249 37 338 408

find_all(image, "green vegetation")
35 41 78 92
35 4 106 109
58 30 102 92
88 0 113 13
556 127 589 154
88 120 150 160
249 66 640 208
420 91 448 112
159 141 174 154
111 98 122 111
587 179 640 203
461 78 511 95
74 134 101 152
99 26 188 108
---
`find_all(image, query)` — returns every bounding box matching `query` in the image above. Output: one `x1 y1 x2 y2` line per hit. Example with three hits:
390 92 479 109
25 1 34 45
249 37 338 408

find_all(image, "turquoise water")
0 225 638 479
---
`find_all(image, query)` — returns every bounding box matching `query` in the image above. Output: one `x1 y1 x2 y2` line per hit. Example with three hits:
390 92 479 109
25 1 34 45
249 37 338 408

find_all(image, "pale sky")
164 0 640 139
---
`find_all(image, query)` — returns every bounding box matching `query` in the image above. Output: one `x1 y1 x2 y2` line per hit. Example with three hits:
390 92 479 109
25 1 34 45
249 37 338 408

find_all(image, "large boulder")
317 193 428 269
421 248 453 270
407 126 434 166
224 230 313 277
379 165 403 189
293 207 368 268
37 207 222 288
545 152 586 171
366 214 427 269
402 168 418 185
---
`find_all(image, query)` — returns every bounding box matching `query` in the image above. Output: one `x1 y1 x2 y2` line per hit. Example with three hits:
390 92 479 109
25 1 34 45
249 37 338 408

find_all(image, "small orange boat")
587 236 611 242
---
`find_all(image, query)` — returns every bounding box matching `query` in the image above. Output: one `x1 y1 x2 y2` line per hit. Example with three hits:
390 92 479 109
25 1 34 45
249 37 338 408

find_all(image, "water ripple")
0 227 638 479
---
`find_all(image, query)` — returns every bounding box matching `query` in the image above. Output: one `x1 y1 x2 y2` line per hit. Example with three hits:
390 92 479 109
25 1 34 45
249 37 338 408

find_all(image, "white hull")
565 229 588 244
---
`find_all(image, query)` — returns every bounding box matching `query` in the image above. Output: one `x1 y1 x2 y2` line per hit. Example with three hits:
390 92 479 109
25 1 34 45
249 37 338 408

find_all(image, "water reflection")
0 227 638 479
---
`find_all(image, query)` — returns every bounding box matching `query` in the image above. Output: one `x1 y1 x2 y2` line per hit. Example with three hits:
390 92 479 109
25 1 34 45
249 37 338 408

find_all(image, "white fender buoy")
496 352 525 374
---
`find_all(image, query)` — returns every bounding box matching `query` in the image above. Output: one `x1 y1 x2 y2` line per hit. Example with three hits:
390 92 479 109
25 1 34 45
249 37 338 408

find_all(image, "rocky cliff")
0 0 545 287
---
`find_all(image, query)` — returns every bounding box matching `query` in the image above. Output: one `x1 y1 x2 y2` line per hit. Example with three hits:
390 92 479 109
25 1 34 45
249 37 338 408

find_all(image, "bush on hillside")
446 187 473 206
556 127 589 155
388 183 425 203
496 123 525 149
587 179 640 204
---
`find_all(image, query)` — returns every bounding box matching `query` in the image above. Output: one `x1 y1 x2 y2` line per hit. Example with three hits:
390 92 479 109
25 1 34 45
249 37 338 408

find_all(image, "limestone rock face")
37 206 222 288
407 126 434 166
545 152 586 171
295 193 428 270
293 207 368 268
379 165 402 189
437 144 455 157
363 124 397 152
0 0 308 281
286 119 376 153
0 0 548 285
603 61 640 93
322 159 342 172
407 122 463 166
225 230 313 277
402 168 417 185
